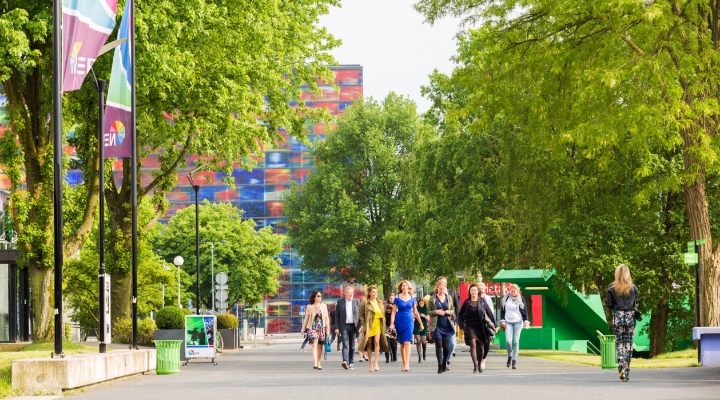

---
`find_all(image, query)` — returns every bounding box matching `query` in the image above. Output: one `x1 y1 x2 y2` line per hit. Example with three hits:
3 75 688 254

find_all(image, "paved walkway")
67 341 720 399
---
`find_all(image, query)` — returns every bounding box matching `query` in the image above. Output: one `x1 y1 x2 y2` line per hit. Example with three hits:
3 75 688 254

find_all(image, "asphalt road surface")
67 340 720 399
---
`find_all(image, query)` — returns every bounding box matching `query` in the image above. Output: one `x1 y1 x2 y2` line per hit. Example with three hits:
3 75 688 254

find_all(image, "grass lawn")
0 339 100 398
498 348 700 369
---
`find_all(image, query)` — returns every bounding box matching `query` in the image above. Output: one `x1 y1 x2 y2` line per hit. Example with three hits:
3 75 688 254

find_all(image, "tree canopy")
284 94 431 296
154 201 283 307
0 0 340 337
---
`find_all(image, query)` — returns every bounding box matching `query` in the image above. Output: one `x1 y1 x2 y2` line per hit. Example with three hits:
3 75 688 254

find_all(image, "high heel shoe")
437 364 443 374
507 356 512 368
473 364 478 373
418 355 422 363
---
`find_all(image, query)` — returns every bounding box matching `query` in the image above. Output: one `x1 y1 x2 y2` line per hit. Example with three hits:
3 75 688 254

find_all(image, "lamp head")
173 255 184 266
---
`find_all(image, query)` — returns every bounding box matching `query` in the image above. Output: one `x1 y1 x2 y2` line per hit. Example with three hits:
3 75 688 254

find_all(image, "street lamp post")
200 240 227 312
174 256 184 308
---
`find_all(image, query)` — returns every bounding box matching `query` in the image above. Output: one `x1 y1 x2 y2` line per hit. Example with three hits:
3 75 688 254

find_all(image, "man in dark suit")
335 285 361 370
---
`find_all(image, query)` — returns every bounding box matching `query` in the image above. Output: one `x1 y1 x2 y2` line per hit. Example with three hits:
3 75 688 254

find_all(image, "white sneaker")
342 361 348 369
481 359 486 370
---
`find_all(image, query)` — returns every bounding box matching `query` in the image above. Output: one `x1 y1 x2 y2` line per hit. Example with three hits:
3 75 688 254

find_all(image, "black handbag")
633 309 643 321
483 313 496 337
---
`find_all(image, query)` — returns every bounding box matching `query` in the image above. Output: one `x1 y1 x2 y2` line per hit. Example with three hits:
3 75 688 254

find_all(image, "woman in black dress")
384 303 398 363
458 284 488 373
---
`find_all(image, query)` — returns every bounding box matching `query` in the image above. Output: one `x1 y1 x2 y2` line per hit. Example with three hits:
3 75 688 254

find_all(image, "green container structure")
155 340 183 374
598 334 617 369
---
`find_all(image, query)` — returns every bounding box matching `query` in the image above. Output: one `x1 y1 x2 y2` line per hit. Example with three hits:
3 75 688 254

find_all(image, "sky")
319 0 464 113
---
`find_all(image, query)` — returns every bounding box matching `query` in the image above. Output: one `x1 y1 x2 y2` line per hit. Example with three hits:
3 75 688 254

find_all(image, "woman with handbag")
384 302 398 363
500 284 530 369
427 279 455 374
301 290 330 370
458 284 490 373
359 286 389 372
606 264 640 382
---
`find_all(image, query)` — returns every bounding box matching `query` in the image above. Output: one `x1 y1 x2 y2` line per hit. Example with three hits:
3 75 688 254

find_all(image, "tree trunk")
649 294 670 358
29 263 54 339
382 270 392 301
111 272 132 323
681 126 720 327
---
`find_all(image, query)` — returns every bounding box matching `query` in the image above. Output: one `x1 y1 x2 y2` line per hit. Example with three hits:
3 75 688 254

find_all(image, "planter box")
154 329 186 361
218 329 238 349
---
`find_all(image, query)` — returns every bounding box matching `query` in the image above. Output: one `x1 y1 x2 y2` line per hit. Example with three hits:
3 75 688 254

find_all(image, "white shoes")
481 359 486 370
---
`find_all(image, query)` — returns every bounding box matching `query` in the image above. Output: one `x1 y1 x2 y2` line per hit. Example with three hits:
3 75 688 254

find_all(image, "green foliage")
283 94 431 294
112 317 157 346
408 0 707 354
155 201 283 307
0 0 341 334
217 314 239 329
155 306 185 330
181 308 194 315
64 212 174 337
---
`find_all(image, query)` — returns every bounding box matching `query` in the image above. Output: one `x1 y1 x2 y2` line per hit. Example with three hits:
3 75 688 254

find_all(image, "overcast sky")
319 0 464 113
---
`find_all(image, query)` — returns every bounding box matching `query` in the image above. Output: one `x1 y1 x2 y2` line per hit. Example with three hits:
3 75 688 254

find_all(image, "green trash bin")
598 334 617 369
155 340 182 374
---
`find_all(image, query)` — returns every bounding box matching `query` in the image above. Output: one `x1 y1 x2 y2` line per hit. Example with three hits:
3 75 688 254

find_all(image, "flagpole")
52 0 64 357
97 79 107 354
130 0 139 350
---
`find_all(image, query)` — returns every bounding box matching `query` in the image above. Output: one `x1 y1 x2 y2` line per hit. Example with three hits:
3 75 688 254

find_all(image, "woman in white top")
499 284 530 369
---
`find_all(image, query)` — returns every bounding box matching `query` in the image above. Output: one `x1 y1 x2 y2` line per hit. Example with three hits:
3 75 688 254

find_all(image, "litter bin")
598 334 617 369
155 340 183 374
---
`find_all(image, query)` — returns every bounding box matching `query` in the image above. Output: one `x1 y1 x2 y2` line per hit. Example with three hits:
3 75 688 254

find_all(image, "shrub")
112 317 157 346
217 314 239 329
181 308 194 315
156 306 185 329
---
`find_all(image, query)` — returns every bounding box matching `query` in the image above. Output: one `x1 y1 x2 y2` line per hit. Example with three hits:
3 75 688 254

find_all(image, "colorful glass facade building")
0 65 364 334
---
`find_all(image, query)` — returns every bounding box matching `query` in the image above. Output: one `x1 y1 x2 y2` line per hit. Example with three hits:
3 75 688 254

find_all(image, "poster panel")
185 315 216 359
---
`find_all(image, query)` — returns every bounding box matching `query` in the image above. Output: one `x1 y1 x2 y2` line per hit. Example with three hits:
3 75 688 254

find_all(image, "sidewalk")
66 342 719 399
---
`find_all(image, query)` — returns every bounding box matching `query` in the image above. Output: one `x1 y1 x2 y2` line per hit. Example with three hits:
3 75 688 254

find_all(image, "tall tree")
284 94 429 296
0 0 339 336
154 201 283 307
415 0 720 330
0 3 101 338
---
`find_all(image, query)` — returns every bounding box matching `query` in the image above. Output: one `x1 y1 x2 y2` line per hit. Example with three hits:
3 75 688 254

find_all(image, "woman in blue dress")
428 279 455 374
390 280 424 372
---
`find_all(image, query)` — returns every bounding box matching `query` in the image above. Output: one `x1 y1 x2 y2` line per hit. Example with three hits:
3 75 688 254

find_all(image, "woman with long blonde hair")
390 280 424 371
606 264 640 382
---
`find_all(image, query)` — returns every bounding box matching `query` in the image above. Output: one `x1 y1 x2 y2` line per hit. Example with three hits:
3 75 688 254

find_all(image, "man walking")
335 285 361 370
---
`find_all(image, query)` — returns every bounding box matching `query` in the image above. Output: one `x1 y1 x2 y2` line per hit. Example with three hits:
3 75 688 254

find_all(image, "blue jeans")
505 321 523 360
341 324 357 365
446 333 457 363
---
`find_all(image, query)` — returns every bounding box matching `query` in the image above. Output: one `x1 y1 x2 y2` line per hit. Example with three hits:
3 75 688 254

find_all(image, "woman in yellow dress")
359 285 388 372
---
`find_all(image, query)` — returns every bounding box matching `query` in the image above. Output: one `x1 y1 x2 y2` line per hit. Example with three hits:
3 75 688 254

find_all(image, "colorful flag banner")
103 0 132 158
62 0 118 92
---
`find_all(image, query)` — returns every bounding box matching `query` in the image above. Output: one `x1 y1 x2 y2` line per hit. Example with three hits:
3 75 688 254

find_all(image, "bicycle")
215 331 224 353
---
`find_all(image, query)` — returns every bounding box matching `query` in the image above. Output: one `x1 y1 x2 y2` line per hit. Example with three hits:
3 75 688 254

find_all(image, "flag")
103 0 132 158
62 0 118 92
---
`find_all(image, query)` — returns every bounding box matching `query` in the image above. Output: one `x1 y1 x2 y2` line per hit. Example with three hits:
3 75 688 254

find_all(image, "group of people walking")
301 264 639 381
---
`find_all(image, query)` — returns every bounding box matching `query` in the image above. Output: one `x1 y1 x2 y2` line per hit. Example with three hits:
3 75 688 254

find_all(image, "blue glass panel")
236 202 266 218
232 169 264 185
238 185 264 201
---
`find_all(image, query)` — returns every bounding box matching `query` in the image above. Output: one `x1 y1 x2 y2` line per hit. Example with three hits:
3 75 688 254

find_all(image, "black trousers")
386 337 397 361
